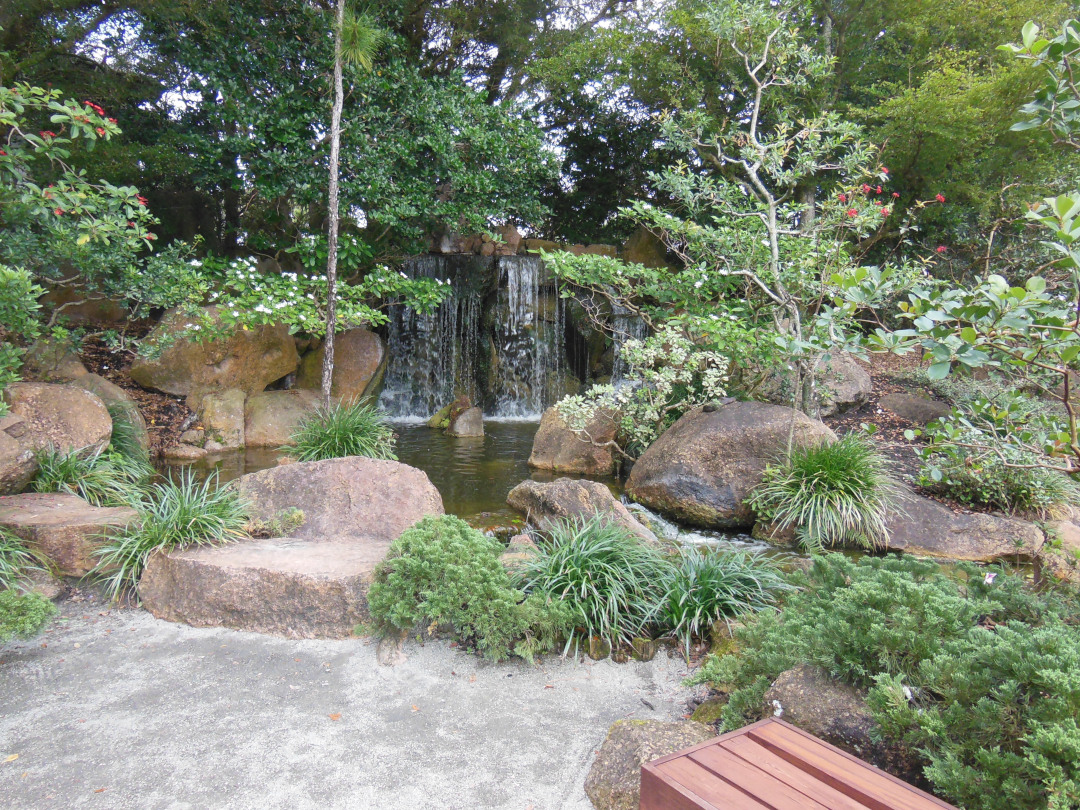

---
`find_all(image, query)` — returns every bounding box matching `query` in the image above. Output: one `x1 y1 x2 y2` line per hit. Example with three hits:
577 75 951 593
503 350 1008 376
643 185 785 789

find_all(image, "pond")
167 419 771 552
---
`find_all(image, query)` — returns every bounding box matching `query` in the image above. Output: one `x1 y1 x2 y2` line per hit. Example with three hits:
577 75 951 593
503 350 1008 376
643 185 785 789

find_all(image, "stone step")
0 492 139 577
138 536 390 639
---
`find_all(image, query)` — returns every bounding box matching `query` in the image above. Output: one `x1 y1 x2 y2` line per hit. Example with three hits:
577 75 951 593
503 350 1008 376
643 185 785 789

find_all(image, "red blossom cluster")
83 101 106 116
935 193 946 203
39 131 56 139
936 246 948 253
136 194 148 206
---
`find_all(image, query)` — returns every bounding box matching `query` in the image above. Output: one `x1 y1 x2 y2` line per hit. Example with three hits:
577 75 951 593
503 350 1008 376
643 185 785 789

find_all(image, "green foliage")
287 401 397 462
32 446 152 508
747 435 901 551
93 471 249 601
0 527 46 589
514 515 670 648
690 554 1080 810
660 546 789 658
368 515 573 663
0 589 57 643
106 402 150 467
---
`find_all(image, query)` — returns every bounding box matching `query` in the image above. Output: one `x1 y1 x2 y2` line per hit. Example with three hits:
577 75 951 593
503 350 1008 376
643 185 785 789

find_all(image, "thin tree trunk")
321 0 346 408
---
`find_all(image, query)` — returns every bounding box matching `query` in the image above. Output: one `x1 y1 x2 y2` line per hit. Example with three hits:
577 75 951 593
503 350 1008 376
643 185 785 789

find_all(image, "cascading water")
611 307 649 386
379 253 569 420
379 255 490 419
489 256 566 418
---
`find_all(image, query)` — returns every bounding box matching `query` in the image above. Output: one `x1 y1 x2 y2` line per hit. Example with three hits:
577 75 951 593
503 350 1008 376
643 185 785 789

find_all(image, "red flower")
935 246 947 253
876 186 882 194
838 193 847 203
53 207 63 216
935 193 946 203
881 208 891 216
136 194 148 206
892 192 900 198
108 117 117 124
96 127 105 136
0 149 6 156
145 233 157 241
83 101 105 115
846 208 858 218
39 130 56 139
127 221 135 227
882 167 889 174
875 200 883 206
861 184 871 193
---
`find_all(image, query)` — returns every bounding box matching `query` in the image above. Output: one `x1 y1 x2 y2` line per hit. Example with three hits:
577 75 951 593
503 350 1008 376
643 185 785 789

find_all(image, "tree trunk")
321 0 346 409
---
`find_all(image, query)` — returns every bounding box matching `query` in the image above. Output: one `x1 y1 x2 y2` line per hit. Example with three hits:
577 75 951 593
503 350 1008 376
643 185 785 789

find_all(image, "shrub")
32 445 152 507
0 527 46 588
689 554 1080 810
93 470 249 601
287 401 397 461
660 546 789 658
368 515 572 663
747 434 901 551
0 589 57 642
515 515 670 648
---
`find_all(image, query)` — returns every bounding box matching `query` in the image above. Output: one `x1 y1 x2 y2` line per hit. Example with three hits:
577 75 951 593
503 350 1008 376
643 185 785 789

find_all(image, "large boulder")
528 406 620 477
506 478 657 544
196 388 247 450
139 457 444 637
756 353 872 417
0 492 138 577
295 329 387 404
584 719 713 810
244 389 321 448
22 339 89 382
3 382 112 460
764 664 917 781
620 227 670 269
69 374 150 451
1040 519 1080 581
447 406 484 438
626 402 835 529
129 307 299 399
884 490 1044 562
0 415 40 495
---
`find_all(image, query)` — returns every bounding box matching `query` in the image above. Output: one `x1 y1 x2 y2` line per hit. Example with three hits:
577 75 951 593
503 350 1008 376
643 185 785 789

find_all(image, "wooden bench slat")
722 736 874 810
656 757 774 809
691 742 842 810
749 723 943 810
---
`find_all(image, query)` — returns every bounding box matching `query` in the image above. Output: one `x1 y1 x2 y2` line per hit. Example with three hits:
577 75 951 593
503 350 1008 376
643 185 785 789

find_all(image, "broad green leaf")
927 361 951 380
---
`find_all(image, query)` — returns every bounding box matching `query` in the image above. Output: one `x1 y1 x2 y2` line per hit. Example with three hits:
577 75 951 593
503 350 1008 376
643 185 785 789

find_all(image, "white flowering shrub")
557 324 730 456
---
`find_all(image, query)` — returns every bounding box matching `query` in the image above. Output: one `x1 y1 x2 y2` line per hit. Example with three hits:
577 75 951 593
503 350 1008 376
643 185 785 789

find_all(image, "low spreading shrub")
287 401 396 461
689 554 1080 810
32 445 152 507
747 434 901 551
515 515 670 649
0 589 57 643
93 471 249 600
0 527 46 588
660 545 789 658
368 515 573 663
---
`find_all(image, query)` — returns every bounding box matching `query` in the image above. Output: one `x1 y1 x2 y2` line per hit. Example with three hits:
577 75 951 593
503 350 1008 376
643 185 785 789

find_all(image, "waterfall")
490 256 566 419
379 253 569 420
611 308 649 385
379 255 490 419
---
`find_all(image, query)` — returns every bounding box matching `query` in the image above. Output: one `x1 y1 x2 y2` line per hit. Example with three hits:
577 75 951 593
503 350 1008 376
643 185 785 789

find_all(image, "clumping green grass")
660 545 790 658
515 514 670 649
106 401 150 466
32 445 152 507
747 434 901 551
0 589 57 643
93 470 249 601
287 401 397 461
0 527 47 588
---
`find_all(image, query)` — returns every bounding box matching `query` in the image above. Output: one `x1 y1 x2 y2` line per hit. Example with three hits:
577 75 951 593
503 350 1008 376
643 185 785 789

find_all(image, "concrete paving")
0 600 698 809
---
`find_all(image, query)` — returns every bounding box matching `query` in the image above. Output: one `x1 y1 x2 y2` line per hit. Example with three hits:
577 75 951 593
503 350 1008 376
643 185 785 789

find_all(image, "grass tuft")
0 527 47 588
287 401 397 462
33 445 152 507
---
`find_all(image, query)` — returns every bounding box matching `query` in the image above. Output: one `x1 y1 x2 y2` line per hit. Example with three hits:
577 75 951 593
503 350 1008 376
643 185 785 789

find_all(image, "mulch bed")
78 327 195 458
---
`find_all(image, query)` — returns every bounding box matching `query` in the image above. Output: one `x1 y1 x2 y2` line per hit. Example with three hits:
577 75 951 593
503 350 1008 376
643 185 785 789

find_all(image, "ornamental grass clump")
748 434 901 551
368 515 572 663
93 470 249 601
33 445 152 508
660 546 789 658
515 514 670 649
287 401 396 461
0 527 47 588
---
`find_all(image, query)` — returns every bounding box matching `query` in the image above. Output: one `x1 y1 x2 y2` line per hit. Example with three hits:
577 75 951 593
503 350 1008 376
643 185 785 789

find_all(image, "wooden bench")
640 718 957 810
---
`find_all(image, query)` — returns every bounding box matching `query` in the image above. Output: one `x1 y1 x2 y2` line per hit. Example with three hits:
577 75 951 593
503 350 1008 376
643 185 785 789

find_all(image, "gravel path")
0 603 697 810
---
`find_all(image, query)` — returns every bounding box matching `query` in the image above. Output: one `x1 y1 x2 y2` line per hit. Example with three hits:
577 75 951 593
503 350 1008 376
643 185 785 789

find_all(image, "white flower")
694 280 703 288
254 304 271 314
232 310 239 317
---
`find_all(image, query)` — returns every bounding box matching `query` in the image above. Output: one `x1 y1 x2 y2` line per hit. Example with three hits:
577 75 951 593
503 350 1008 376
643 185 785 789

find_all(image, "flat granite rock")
0 492 138 577
139 457 445 638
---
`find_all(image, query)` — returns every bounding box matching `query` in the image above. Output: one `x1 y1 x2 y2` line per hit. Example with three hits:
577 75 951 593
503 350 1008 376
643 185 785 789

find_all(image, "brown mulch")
78 327 195 458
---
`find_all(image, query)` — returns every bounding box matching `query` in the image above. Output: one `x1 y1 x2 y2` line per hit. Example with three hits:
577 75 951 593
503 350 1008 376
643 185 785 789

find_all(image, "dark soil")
78 328 195 458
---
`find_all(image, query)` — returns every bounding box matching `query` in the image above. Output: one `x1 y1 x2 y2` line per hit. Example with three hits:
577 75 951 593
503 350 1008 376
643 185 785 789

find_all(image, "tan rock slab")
528 406 619 476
